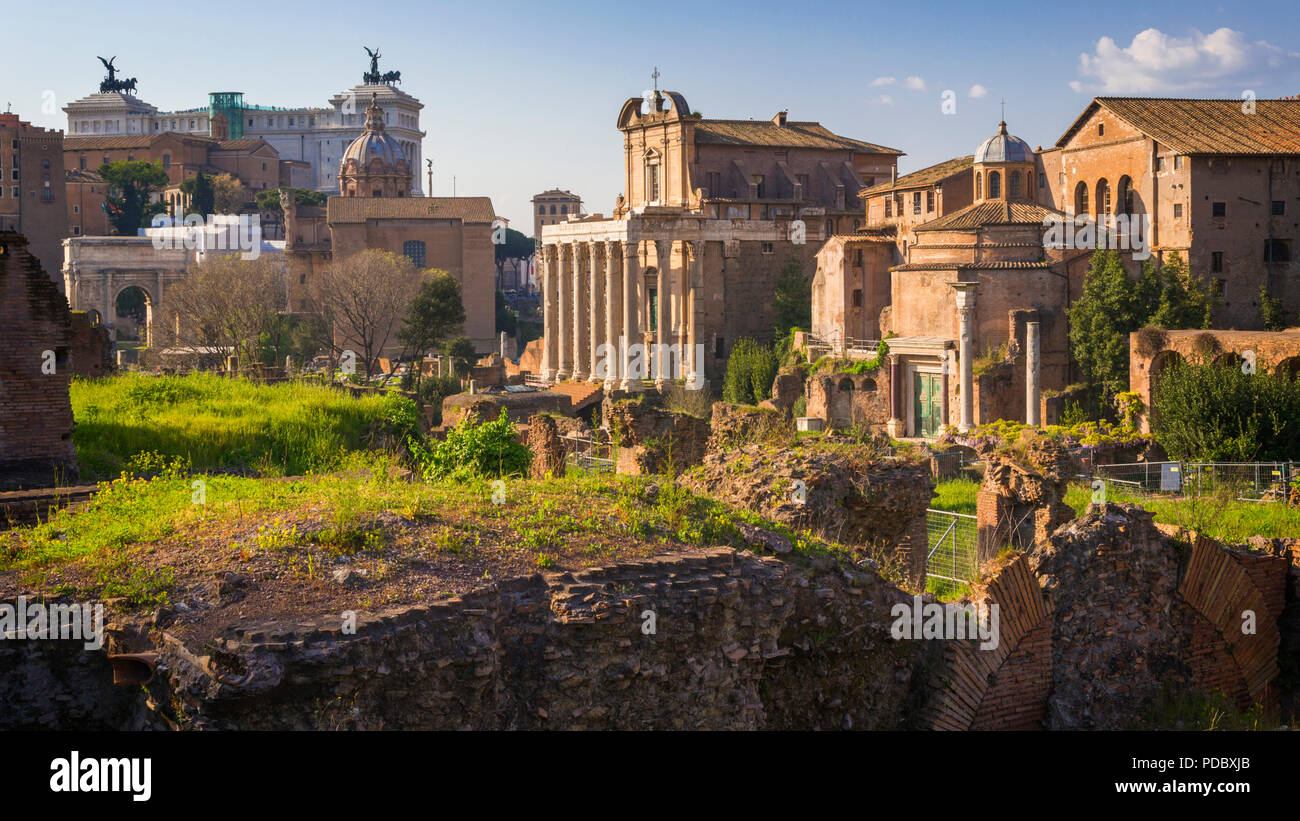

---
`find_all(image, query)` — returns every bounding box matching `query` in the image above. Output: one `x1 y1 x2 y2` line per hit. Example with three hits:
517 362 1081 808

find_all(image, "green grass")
931 477 979 516
71 372 401 479
1064 482 1300 543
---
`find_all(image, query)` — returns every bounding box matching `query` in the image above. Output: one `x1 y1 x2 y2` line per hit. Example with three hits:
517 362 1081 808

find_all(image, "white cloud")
969 84 989 98
1074 27 1300 93
871 76 897 86
903 76 926 91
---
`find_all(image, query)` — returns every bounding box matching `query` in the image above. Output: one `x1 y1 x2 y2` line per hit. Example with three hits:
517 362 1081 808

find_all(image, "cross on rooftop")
651 67 660 92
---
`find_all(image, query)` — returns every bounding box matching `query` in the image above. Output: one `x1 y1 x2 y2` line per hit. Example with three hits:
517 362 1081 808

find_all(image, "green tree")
1147 251 1213 330
1152 360 1300 461
495 290 518 337
1067 250 1142 409
722 337 777 405
493 227 534 284
255 186 328 213
398 272 466 386
1260 285 1287 331
179 172 215 215
772 255 811 339
98 160 169 235
211 173 247 214
442 336 478 376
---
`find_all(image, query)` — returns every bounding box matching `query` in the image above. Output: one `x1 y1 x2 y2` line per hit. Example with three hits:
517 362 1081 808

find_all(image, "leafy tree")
1067 251 1141 408
163 255 286 369
493 227 534 284
179 172 215 215
1152 360 1300 461
722 337 778 405
1260 285 1287 331
1147 251 1213 330
211 173 247 214
98 160 169 235
397 272 466 387
442 336 478 376
495 290 518 337
772 255 811 339
255 186 328 213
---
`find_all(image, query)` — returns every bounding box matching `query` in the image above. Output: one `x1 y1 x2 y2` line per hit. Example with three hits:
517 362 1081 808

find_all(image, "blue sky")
3 0 1298 230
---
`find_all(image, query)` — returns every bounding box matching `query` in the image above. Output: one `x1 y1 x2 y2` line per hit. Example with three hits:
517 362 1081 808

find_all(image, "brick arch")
926 555 1053 730
1176 537 1281 709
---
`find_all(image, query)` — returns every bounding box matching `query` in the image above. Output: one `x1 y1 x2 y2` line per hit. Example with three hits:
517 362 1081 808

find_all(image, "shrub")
722 338 778 405
1151 360 1300 461
418 408 531 480
1260 285 1287 331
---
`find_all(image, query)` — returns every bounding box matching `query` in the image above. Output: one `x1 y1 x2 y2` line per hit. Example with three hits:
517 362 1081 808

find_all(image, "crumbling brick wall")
68 311 113 378
0 232 78 490
606 398 709 476
975 435 1073 563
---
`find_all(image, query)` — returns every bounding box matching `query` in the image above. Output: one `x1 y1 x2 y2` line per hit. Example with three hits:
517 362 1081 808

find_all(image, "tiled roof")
891 260 1053 271
913 200 1062 232
694 119 902 154
64 135 155 150
214 139 271 152
327 196 497 224
863 155 974 196
1058 97 1300 155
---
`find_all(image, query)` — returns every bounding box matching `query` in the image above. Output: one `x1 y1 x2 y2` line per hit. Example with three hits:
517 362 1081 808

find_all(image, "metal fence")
561 434 614 474
926 509 978 584
1094 461 1297 503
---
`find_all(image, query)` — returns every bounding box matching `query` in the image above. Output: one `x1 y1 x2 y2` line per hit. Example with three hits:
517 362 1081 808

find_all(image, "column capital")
949 280 978 313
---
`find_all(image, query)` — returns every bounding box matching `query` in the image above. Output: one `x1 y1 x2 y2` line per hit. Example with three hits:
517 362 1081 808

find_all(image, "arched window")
1009 171 1021 197
1074 181 1088 215
824 219 834 236
560 204 567 214
975 172 981 199
162 154 171 169
538 205 545 215
403 240 426 268
1096 179 1111 216
988 171 1001 198
1118 175 1134 215
549 205 556 215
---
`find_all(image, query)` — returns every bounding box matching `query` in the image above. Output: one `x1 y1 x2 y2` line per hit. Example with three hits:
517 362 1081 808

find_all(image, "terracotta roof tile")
890 260 1053 271
1059 97 1300 155
694 119 901 154
913 200 1062 231
862 155 974 196
327 196 497 224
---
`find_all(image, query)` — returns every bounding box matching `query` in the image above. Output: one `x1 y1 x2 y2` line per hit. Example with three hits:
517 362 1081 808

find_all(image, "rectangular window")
1211 251 1223 272
648 288 658 329
1272 200 1285 216
648 164 660 203
761 242 774 254
884 198 892 218
753 175 766 199
1174 156 1184 170
714 336 725 358
852 288 863 308
912 192 921 215
1173 203 1183 218
1156 157 1166 172
1212 202 1226 218
926 190 935 212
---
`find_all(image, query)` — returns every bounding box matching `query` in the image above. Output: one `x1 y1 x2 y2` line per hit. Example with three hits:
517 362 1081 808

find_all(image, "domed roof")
342 94 404 168
974 121 1033 164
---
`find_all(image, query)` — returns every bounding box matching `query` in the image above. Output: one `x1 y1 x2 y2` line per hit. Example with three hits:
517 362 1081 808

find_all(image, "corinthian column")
571 242 588 381
621 240 642 391
654 238 672 388
540 244 557 381
604 240 621 390
556 244 571 380
588 242 603 383
952 282 978 432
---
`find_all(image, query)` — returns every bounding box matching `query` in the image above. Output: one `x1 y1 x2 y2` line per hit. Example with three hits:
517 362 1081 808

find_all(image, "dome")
342 93 405 168
974 121 1033 164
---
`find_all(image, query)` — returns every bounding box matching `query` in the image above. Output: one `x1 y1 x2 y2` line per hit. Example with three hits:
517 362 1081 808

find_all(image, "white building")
64 79 425 195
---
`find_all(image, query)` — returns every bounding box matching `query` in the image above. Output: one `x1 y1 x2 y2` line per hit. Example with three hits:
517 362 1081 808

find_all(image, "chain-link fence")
1094 461 1297 503
926 509 978 584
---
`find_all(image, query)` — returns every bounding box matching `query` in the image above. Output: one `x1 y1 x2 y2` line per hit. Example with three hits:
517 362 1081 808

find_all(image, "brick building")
65 168 110 237
532 189 582 237
538 87 900 389
0 113 68 286
813 95 1300 437
284 95 496 355
0 231 78 489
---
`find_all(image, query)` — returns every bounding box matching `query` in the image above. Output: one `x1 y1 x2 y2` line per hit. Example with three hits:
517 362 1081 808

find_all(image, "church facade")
538 88 899 389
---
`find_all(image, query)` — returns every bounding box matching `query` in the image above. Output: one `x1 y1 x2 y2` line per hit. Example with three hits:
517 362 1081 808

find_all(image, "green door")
913 372 942 438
